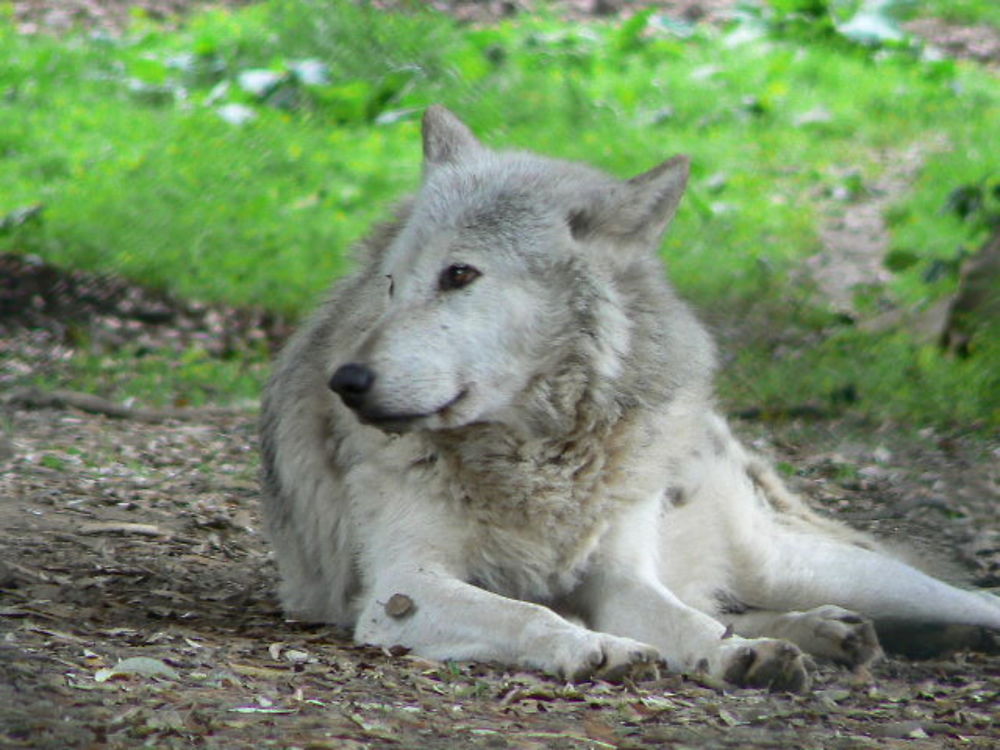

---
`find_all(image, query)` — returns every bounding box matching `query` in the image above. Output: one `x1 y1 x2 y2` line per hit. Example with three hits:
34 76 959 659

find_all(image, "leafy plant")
746 0 916 50
944 178 1000 230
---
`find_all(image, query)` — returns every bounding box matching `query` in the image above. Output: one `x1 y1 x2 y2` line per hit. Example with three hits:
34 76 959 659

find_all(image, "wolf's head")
329 106 707 436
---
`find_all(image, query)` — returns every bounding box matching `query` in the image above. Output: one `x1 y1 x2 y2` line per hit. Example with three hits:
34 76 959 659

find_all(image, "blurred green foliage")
1 0 997 426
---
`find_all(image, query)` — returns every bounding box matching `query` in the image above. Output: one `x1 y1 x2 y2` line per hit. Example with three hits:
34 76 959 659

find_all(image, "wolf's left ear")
622 155 690 242
569 155 690 245
422 105 482 169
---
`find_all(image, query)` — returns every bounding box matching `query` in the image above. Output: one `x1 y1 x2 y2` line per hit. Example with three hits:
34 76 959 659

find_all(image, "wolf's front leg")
348 477 658 682
577 499 810 691
577 569 810 691
354 566 659 682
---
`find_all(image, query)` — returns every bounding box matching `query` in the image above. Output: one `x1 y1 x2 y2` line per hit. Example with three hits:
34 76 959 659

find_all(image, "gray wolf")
259 106 1000 691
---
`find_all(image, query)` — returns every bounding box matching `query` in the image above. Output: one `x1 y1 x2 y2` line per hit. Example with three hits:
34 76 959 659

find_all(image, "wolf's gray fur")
260 106 1000 690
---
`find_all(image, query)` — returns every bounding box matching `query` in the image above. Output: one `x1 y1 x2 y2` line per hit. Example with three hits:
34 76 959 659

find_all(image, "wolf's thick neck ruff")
415 363 662 602
430 360 628 499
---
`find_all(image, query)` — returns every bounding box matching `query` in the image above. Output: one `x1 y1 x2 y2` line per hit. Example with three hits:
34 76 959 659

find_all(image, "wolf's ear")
569 155 690 246
422 105 481 168
621 155 690 241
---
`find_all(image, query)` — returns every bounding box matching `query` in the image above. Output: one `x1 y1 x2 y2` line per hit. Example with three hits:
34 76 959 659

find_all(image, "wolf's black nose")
329 363 376 408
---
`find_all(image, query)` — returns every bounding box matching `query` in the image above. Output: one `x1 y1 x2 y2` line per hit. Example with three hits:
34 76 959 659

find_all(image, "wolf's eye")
438 263 481 292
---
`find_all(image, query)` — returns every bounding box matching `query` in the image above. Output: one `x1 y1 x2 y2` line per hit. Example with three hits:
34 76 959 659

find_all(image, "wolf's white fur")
260 107 1000 690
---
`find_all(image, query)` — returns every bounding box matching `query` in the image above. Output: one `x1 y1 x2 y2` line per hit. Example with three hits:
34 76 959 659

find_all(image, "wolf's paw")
553 632 660 683
718 638 810 692
795 605 883 667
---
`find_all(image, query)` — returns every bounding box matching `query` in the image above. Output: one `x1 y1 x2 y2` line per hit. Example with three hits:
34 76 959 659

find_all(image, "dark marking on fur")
714 589 751 616
555 440 579 464
571 455 598 481
709 429 728 458
745 460 790 513
745 459 882 551
665 485 687 508
258 432 280 498
567 209 593 240
410 452 439 469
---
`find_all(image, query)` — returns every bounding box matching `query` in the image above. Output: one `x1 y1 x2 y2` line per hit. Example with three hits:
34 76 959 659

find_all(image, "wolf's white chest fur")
428 415 662 602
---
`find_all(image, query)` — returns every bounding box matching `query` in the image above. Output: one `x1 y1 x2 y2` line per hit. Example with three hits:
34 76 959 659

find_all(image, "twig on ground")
3 386 253 422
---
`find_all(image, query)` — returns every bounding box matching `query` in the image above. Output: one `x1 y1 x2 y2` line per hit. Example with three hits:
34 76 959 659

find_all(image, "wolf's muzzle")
329 363 376 409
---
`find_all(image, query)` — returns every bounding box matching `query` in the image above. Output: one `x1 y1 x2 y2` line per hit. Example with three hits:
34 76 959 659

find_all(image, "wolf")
259 106 1000 691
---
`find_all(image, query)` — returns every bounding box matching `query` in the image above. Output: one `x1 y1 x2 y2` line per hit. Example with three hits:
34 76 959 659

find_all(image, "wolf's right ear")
422 105 482 169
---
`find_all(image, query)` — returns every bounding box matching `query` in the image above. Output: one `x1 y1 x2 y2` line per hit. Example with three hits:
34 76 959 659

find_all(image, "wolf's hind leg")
723 605 883 667
730 457 1000 633
732 533 1000 632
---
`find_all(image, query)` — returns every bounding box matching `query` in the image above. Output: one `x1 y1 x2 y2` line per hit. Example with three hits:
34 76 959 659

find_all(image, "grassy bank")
2 1 997 427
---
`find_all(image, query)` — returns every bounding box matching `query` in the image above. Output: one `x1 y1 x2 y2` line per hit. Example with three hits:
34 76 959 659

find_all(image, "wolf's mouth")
360 388 469 430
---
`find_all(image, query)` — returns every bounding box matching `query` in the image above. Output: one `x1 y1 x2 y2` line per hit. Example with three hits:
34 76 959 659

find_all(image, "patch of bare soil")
804 145 927 318
0 252 291 400
13 0 1000 67
2 404 999 749
10 1 742 35
11 0 251 35
801 138 962 325
2 258 999 749
905 17 1000 68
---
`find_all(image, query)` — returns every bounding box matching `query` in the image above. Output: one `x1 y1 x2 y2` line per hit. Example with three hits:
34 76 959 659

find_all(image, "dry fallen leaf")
79 522 169 537
94 656 180 683
228 662 289 679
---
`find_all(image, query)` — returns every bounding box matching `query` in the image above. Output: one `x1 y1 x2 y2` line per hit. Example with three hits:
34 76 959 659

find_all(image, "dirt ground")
1 264 999 750
1 394 998 749
10 0 1000 66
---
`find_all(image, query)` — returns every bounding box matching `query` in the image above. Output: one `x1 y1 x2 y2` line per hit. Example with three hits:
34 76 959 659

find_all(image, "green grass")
723 327 1000 428
1 0 998 427
26 345 269 409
